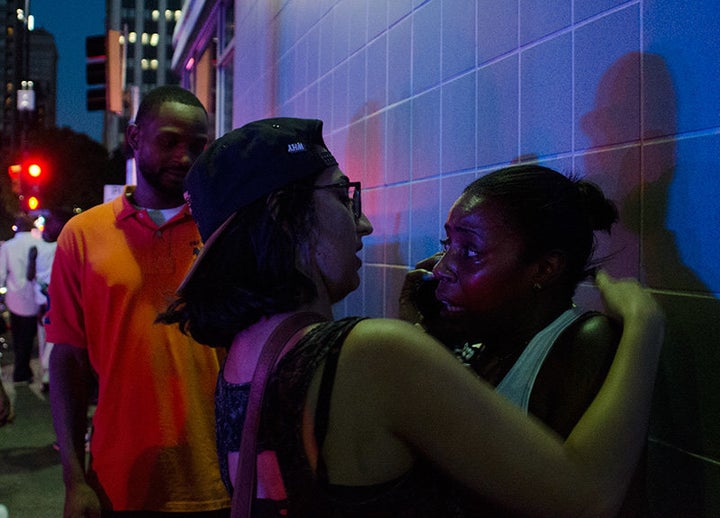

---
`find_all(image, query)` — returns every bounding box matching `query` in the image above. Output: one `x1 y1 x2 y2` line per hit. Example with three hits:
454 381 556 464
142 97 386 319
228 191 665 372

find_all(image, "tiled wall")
232 0 720 514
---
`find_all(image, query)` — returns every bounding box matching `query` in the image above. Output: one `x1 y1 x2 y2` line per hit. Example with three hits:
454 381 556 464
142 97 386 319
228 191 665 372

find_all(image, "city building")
1 1 57 160
104 0 184 151
169 0 234 140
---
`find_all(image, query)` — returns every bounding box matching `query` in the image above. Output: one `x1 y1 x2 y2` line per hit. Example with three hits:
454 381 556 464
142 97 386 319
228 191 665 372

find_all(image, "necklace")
455 340 528 386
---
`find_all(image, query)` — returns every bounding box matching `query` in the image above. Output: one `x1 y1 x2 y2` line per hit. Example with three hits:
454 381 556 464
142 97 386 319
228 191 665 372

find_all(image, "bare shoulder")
571 312 622 352
547 312 621 374
341 317 457 372
532 312 622 436
335 317 475 412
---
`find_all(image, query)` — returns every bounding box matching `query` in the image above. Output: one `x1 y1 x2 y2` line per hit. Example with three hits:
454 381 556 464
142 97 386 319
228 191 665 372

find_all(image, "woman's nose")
357 212 373 236
432 253 454 281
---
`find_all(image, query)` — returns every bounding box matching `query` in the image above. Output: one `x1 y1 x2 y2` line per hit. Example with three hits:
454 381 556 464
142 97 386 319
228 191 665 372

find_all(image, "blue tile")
477 55 518 166
385 101 413 184
366 34 387 110
388 0 413 26
367 0 388 39
348 51 367 120
361 186 386 264
644 0 720 134
348 0 368 54
442 73 476 173
412 88 441 179
364 112 386 188
332 63 350 129
658 134 720 293
575 5 641 150
410 179 442 263
384 183 411 265
388 17 412 104
477 0 518 64
520 33 573 157
412 0 442 93
442 0 476 78
574 0 627 22
440 172 476 220
519 0 571 45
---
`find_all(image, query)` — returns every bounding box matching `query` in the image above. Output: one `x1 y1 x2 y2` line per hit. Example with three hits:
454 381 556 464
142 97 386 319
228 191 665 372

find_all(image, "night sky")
31 0 105 143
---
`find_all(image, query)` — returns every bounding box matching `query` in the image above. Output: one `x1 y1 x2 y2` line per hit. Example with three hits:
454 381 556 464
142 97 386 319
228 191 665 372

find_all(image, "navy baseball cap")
178 117 338 293
184 117 337 243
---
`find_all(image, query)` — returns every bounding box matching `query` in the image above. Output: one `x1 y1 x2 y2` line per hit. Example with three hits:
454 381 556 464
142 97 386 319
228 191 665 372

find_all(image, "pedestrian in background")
27 209 74 393
0 214 40 384
47 86 230 516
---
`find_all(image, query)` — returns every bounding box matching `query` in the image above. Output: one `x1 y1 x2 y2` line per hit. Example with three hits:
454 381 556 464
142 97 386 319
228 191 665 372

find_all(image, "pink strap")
231 312 326 518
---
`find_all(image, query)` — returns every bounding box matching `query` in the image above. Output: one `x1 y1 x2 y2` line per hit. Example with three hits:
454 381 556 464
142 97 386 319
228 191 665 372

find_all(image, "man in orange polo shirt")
47 86 230 516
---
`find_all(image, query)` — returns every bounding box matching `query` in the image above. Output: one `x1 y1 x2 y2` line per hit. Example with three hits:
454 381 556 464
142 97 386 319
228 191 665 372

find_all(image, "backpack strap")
231 311 326 518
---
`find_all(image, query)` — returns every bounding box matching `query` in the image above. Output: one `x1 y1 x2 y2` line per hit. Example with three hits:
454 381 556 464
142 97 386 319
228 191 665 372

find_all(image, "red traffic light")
27 163 42 178
21 158 47 185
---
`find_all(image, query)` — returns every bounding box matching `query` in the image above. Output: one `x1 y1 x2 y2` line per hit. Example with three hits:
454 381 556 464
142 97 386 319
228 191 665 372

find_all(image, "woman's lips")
437 298 465 314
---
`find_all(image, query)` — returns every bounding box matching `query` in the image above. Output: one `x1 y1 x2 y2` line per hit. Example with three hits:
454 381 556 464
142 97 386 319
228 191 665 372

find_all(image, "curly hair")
158 175 319 348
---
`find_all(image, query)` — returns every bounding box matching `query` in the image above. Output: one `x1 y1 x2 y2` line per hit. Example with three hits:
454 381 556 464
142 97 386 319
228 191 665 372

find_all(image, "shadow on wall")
582 51 720 517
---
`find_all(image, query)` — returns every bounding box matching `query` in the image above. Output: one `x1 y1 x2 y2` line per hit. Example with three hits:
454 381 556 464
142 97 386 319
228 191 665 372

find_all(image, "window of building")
221 1 235 51
142 68 157 84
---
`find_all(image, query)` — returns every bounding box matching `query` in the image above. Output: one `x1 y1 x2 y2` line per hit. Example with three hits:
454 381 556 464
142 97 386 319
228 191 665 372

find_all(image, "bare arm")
50 342 101 518
561 271 664 514
337 272 663 517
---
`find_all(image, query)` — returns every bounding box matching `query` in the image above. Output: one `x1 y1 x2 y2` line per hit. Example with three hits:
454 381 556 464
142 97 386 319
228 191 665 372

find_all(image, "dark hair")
134 85 207 126
158 175 320 348
13 213 35 232
463 164 618 297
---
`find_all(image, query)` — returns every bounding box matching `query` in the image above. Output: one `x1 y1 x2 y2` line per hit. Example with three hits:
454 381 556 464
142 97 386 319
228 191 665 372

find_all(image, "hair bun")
576 180 619 233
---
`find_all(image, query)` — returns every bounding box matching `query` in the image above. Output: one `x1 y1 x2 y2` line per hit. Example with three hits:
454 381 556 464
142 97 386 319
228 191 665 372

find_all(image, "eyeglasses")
306 181 362 220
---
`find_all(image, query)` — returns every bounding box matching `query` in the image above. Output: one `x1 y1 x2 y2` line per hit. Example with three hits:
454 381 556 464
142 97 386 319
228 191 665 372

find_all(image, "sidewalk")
0 353 64 517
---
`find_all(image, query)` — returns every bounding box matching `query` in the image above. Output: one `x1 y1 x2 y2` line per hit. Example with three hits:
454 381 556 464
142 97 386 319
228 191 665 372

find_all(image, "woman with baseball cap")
160 117 664 517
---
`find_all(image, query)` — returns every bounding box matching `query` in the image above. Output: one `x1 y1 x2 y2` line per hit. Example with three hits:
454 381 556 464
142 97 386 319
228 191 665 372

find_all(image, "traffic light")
86 31 123 113
86 35 106 111
19 159 46 212
26 195 40 211
27 162 42 179
7 164 21 194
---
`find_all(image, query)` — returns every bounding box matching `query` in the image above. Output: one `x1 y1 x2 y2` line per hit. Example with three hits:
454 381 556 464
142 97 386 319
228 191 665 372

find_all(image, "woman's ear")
533 250 567 288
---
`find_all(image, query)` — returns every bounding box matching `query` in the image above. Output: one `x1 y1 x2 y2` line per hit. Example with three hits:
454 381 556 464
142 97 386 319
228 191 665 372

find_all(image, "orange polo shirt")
46 189 230 512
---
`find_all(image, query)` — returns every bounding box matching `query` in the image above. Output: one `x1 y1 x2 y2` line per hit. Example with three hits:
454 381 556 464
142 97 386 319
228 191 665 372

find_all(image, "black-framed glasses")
307 181 362 220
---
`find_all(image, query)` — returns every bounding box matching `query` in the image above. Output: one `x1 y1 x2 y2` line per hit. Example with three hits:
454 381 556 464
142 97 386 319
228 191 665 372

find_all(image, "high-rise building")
1 1 57 162
104 0 184 151
27 27 57 129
